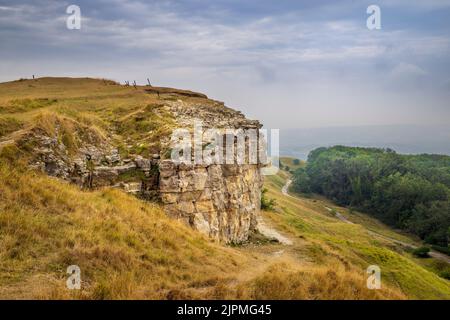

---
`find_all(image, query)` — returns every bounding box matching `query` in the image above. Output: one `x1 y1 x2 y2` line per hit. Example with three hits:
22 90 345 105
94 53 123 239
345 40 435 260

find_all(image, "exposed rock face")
158 99 264 242
159 160 263 243
24 94 264 243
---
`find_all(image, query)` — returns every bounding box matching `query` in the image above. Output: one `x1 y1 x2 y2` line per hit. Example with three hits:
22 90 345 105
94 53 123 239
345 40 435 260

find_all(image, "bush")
293 159 300 165
439 270 450 280
261 188 276 211
412 246 430 258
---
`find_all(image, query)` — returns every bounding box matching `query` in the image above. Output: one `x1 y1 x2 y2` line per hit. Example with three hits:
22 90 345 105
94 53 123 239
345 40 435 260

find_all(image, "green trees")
408 201 450 246
292 167 311 193
292 146 450 247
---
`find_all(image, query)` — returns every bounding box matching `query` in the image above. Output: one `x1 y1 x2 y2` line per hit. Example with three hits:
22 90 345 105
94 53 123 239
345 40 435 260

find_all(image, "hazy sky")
1 0 450 129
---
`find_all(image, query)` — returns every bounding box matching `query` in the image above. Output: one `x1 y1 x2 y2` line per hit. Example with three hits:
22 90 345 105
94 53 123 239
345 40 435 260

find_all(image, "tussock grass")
115 103 176 156
237 263 404 300
0 116 23 138
18 111 107 157
0 98 57 114
0 77 177 158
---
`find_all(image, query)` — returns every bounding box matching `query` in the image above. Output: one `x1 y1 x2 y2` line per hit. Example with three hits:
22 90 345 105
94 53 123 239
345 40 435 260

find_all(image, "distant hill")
280 126 450 160
279 156 305 172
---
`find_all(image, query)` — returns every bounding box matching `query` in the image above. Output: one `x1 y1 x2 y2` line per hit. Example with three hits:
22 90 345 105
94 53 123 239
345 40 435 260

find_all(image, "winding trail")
325 206 353 224
257 216 293 245
281 179 293 197
256 179 294 245
323 206 450 263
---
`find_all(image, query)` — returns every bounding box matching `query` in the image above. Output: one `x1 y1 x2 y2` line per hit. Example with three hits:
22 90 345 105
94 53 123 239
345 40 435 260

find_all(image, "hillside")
291 146 450 248
279 157 305 172
264 166 450 299
0 78 449 299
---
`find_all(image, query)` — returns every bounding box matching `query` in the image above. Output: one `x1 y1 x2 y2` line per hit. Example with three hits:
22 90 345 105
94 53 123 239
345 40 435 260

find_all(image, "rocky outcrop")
23 93 265 243
156 99 265 242
159 161 262 242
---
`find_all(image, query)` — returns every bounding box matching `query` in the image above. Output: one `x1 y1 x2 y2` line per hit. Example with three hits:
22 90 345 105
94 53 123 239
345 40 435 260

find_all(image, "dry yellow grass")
236 263 404 300
0 162 249 299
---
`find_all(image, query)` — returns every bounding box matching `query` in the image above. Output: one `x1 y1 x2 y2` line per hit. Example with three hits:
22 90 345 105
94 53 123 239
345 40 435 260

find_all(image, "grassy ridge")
0 77 179 158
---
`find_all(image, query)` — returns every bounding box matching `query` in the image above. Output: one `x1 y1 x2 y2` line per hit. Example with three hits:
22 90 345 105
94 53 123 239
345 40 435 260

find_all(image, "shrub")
439 270 450 280
261 188 276 211
412 246 430 258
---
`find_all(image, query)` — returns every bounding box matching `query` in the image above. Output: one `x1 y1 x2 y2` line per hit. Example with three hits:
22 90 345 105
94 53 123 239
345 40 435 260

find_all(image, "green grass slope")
263 171 450 299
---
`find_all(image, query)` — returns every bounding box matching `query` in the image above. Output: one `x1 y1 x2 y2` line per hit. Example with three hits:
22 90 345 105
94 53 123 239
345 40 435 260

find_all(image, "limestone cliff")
18 85 265 243
158 99 264 242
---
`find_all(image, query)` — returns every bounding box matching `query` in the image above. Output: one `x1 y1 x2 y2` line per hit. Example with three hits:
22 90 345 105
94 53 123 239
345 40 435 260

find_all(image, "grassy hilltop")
0 78 449 299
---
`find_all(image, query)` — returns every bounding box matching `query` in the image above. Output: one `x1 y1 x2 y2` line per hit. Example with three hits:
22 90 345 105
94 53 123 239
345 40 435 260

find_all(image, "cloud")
380 0 450 10
0 5 18 11
0 0 449 128
390 62 428 78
